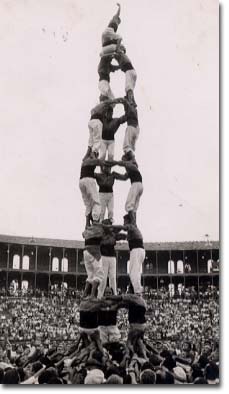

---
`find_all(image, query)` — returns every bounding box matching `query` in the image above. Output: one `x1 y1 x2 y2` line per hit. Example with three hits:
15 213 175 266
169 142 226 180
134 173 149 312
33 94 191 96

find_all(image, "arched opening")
207 259 213 273
52 257 59 272
61 282 68 291
178 283 183 296
177 260 184 273
13 254 20 269
22 255 30 270
168 260 175 274
61 258 68 272
21 280 29 291
168 283 175 297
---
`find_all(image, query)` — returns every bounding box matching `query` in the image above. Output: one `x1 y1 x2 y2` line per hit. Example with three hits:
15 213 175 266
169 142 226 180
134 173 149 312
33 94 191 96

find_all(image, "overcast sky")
0 0 219 242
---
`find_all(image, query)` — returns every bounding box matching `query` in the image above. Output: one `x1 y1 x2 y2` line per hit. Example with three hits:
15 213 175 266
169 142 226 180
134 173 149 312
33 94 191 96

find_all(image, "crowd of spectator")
0 286 219 385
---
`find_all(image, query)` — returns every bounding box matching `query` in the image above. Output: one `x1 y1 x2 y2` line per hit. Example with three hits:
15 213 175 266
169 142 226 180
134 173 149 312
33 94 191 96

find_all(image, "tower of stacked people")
77 3 147 356
79 3 144 300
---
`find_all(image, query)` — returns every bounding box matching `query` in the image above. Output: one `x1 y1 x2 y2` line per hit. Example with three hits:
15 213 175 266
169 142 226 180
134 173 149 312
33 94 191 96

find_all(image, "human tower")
79 4 145 300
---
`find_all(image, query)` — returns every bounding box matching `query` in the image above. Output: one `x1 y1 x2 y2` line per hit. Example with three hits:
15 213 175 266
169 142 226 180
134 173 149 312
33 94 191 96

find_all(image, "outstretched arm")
91 98 121 115
116 232 127 241
112 171 129 181
82 158 105 167
117 160 139 172
104 159 120 167
102 223 127 232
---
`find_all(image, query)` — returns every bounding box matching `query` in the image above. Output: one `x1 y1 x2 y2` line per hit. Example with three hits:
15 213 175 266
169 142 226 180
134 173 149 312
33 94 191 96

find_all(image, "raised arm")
108 3 121 27
82 158 105 167
115 3 121 18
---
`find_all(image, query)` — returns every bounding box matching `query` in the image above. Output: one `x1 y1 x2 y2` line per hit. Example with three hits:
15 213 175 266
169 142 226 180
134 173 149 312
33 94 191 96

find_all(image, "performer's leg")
99 80 115 100
83 250 94 285
87 179 101 222
107 141 115 161
99 140 107 160
92 120 103 154
79 179 92 217
98 257 109 298
133 183 143 213
83 281 92 298
125 69 137 106
90 330 104 354
107 193 114 222
108 257 117 295
129 249 145 294
125 183 136 213
99 193 106 222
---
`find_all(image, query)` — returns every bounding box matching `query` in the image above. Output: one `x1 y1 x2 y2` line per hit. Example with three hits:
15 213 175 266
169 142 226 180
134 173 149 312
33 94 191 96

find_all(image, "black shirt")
95 172 116 193
98 309 117 326
128 238 144 251
102 116 127 141
80 164 96 179
100 244 116 257
80 310 98 329
128 303 146 324
98 57 118 82
127 167 142 184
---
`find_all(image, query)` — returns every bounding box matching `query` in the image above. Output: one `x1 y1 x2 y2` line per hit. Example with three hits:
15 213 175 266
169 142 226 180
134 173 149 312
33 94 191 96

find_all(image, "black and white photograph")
0 0 219 385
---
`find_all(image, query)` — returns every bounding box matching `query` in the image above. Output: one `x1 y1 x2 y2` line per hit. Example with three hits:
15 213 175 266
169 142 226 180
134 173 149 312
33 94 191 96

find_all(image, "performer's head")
104 287 114 296
101 165 111 174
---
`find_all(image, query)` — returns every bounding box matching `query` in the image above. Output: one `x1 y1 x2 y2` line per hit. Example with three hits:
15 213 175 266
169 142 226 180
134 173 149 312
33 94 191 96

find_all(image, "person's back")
140 369 156 384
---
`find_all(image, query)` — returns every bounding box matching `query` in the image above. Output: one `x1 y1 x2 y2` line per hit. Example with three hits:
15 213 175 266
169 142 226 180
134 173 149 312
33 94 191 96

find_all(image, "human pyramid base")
78 4 147 359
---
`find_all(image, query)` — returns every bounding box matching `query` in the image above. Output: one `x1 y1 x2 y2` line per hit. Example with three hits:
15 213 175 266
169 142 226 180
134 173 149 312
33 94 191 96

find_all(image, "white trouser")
100 44 117 57
98 80 115 100
125 69 137 93
98 256 117 298
88 119 103 154
83 250 104 284
99 325 121 344
99 192 114 221
125 182 143 213
79 178 101 221
99 139 115 160
123 125 140 153
129 248 145 294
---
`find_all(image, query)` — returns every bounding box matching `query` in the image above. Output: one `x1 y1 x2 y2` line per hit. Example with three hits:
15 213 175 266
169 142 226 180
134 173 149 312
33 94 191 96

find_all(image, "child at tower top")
100 4 123 57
